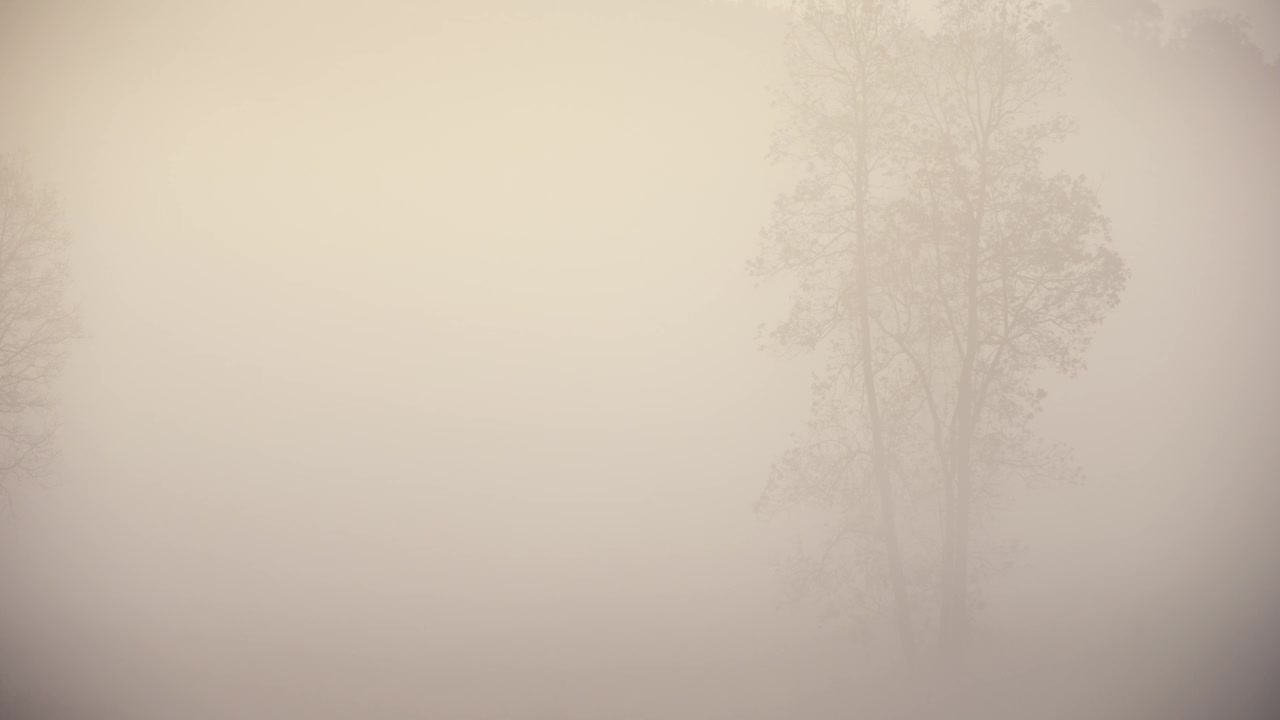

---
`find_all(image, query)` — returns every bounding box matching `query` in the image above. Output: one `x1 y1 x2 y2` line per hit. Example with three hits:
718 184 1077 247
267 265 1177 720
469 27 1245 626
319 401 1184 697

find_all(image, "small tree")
0 154 76 498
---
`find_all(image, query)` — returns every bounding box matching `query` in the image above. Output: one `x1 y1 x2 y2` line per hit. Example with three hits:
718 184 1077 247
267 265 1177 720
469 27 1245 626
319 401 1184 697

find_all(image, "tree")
902 0 1128 661
757 0 1127 668
0 154 76 499
753 0 920 664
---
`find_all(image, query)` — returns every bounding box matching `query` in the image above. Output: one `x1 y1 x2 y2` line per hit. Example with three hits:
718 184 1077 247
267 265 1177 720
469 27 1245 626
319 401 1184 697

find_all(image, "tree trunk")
940 154 986 668
854 118 917 667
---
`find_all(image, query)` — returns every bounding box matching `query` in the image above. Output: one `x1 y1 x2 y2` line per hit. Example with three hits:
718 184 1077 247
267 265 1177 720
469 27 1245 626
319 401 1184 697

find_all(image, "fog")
0 1 1277 718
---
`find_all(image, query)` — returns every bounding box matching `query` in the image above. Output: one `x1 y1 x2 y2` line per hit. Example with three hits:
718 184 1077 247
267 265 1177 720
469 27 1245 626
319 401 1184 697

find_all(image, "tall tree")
757 0 1127 668
0 154 76 498
896 0 1129 662
753 0 919 664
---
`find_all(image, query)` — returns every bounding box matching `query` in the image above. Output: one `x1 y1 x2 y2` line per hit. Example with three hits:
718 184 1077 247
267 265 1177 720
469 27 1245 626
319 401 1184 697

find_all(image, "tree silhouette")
0 154 76 499
753 0 921 664
905 0 1129 661
757 0 1127 668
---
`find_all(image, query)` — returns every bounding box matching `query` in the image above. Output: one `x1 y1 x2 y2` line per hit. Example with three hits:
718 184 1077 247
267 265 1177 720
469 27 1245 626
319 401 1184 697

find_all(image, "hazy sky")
0 1 1276 718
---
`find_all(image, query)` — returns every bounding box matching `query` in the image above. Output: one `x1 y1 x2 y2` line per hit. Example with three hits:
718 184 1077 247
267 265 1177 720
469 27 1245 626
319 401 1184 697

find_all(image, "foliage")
755 0 1127 663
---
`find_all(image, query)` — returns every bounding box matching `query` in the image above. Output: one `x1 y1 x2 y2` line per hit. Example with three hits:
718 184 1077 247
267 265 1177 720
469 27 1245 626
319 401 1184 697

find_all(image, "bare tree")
0 154 76 499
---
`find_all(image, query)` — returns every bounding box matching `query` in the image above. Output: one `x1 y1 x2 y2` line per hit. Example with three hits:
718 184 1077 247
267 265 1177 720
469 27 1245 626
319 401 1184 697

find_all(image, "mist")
0 1 1277 718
